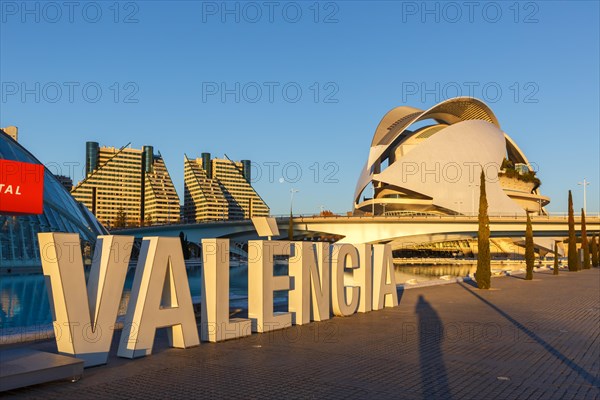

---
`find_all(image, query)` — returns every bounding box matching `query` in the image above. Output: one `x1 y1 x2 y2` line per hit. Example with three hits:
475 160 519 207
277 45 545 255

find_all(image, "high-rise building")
183 153 269 222
54 174 73 192
1 126 18 141
71 142 180 227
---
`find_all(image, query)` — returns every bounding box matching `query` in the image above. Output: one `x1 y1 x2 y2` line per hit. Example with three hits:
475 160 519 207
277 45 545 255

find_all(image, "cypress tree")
553 241 559 275
525 213 534 280
567 190 578 271
596 236 600 267
597 236 600 267
475 170 491 289
581 209 590 269
591 235 599 268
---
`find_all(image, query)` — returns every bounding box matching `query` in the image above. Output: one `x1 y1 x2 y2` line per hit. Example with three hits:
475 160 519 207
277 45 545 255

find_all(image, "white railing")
289 212 600 221
112 211 600 231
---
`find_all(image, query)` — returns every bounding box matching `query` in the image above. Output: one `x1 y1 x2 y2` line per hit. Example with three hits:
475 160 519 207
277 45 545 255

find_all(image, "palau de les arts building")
354 97 549 217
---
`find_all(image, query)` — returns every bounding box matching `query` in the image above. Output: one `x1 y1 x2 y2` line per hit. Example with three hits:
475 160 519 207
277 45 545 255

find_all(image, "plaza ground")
2 268 599 399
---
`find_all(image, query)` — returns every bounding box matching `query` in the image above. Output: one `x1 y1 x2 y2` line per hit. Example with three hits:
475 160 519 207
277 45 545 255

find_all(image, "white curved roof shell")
377 120 524 215
355 97 532 216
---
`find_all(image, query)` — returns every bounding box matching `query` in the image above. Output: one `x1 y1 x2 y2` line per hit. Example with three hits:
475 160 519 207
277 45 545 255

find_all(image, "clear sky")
1 1 598 216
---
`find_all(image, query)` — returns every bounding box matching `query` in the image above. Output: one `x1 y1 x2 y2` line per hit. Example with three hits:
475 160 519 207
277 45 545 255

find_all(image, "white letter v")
38 233 133 367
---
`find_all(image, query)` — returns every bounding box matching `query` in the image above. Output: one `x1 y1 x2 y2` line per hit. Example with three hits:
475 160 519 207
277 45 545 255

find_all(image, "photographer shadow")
416 295 453 399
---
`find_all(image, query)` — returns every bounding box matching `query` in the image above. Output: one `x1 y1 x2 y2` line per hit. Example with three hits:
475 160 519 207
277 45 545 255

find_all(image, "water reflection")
1 262 522 330
0 274 51 330
395 263 523 284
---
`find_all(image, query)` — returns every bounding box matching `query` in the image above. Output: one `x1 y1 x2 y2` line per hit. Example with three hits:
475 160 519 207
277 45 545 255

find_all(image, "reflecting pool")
0 261 525 331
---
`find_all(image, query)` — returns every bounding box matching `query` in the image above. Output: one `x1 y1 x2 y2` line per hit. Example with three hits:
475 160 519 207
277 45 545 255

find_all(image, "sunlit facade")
183 153 269 222
71 143 180 227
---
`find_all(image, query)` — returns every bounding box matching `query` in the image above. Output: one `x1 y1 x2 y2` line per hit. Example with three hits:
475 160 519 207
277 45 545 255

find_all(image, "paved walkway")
2 269 599 399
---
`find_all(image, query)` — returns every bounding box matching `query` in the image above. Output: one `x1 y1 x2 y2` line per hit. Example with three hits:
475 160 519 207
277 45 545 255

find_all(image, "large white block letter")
201 239 251 342
248 240 292 333
118 237 199 358
289 242 330 324
372 244 398 310
38 233 133 367
354 244 373 313
331 244 360 316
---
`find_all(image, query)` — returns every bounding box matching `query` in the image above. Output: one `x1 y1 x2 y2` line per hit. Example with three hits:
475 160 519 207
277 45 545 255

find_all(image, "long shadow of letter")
458 283 599 386
416 295 453 399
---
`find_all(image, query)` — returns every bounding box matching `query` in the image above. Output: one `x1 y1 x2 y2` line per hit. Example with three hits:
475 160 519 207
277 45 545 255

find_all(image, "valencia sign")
38 233 399 367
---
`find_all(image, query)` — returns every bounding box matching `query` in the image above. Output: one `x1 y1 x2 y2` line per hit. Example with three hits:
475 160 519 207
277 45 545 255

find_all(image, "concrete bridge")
113 214 600 252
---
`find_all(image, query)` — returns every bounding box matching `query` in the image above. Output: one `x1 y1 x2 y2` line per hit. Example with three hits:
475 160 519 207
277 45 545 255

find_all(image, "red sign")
0 159 44 215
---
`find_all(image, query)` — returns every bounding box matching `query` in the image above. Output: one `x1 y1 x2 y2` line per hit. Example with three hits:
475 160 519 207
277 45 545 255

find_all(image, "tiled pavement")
2 268 599 399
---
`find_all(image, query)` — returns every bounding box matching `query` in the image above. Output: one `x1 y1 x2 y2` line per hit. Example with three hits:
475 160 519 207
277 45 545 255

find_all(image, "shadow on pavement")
416 295 453 399
396 287 405 304
463 279 478 288
458 282 599 386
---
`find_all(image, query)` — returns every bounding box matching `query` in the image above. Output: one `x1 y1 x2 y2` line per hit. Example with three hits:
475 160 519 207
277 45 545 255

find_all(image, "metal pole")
578 178 589 214
469 184 478 216
290 188 299 215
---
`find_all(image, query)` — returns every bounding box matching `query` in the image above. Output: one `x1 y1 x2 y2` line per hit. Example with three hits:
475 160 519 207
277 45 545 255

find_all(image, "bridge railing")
112 211 600 232
284 212 600 222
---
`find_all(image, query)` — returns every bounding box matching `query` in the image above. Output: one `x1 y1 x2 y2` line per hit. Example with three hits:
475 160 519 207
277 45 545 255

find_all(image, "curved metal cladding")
85 141 99 176
0 130 107 272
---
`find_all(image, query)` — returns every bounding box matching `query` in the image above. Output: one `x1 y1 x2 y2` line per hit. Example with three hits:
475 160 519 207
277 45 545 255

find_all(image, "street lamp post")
290 188 299 215
453 201 463 215
468 183 480 216
578 178 590 214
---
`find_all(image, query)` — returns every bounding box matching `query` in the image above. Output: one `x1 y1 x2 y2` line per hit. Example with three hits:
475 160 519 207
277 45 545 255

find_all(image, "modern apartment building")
54 175 73 192
71 142 180 227
183 153 269 222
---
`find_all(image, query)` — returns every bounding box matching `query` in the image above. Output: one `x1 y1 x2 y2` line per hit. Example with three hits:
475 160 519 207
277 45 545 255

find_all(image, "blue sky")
1 1 598 215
